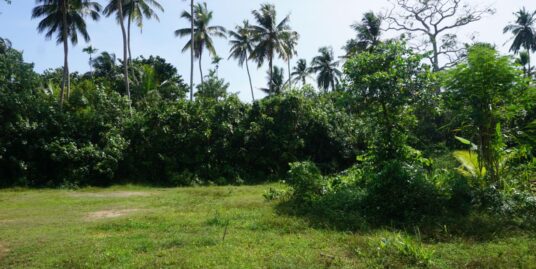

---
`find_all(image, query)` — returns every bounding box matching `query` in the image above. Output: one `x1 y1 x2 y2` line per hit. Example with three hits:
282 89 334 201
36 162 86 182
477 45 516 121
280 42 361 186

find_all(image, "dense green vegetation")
1 0 536 267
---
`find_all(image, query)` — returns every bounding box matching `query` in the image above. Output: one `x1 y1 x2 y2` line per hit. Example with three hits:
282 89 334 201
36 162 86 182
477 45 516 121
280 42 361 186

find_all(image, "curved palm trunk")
287 60 292 89
117 0 131 106
199 53 204 84
127 13 132 63
189 0 194 101
245 56 254 101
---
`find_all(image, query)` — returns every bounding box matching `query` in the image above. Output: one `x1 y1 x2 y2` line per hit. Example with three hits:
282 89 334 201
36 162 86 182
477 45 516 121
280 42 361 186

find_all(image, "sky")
1 0 536 101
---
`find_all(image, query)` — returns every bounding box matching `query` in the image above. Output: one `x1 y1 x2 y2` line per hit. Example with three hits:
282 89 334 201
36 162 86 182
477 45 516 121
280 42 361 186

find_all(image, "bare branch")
384 0 494 71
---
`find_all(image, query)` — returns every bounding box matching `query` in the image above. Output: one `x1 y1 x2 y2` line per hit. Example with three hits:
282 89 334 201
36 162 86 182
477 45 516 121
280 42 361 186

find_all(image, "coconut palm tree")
32 0 101 106
0 37 11 54
343 12 382 58
82 45 98 77
261 66 284 95
211 55 222 74
103 0 131 103
250 4 293 93
228 20 256 101
175 2 226 85
92 51 119 80
311 47 342 92
104 0 163 63
504 8 536 77
516 51 531 77
282 30 299 88
291 59 311 86
181 0 195 100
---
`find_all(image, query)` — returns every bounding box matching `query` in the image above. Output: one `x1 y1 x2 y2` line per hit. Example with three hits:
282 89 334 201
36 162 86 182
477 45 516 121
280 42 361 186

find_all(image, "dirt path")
85 209 141 221
0 242 9 261
69 191 152 198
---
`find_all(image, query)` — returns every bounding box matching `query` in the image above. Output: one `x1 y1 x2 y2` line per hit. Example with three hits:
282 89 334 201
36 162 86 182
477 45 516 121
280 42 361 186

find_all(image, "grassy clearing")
0 184 535 268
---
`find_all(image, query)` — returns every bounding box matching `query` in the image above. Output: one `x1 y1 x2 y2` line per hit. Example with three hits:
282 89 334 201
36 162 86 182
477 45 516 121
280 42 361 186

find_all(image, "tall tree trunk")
89 54 93 79
245 56 255 101
431 35 439 72
127 12 132 63
60 0 69 106
199 53 204 84
269 51 273 93
61 39 69 106
189 0 194 101
117 0 131 106
287 59 292 89
528 51 532 78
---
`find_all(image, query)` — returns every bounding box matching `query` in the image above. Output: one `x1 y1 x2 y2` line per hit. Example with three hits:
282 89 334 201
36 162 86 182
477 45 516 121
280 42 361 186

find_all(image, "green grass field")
0 184 535 268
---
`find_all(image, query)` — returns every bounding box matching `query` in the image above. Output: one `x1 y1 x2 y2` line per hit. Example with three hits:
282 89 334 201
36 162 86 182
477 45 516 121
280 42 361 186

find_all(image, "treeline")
0 43 365 187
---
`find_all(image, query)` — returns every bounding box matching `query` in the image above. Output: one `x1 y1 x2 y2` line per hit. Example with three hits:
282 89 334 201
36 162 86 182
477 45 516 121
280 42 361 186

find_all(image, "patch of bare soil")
85 209 140 221
70 191 152 198
0 242 9 261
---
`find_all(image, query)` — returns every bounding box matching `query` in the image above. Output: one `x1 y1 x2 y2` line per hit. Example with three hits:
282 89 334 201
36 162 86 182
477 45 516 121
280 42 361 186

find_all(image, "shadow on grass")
274 199 536 243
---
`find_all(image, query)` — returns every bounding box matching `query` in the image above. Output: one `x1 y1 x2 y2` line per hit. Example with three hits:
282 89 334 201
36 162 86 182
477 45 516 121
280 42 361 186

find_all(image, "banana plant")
453 136 486 187
453 135 517 188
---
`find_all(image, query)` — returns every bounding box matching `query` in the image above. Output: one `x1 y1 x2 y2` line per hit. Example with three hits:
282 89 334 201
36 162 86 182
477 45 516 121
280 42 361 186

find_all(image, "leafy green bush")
286 161 325 202
361 160 444 225
366 233 435 268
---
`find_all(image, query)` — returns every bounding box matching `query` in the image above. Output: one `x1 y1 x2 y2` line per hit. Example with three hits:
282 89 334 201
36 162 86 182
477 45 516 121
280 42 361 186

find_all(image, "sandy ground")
85 209 141 220
69 191 152 198
0 242 8 261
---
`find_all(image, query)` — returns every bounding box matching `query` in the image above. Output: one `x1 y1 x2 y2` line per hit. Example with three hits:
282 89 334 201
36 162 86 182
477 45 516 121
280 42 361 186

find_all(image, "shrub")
367 233 435 268
361 160 444 225
286 161 325 202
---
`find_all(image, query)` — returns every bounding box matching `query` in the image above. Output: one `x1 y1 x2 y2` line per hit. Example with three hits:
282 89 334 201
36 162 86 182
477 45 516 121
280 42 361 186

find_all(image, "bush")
286 161 325 202
367 233 435 268
361 160 444 225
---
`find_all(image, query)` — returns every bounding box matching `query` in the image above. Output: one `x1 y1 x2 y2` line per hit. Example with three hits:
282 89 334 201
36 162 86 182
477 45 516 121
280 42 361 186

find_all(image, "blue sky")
1 0 535 101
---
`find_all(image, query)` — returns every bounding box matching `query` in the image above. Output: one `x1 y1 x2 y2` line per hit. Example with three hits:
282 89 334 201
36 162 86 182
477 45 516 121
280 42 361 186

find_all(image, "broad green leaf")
454 136 472 145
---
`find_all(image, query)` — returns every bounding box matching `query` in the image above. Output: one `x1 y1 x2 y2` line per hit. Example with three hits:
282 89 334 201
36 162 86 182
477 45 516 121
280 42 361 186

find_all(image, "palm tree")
82 45 98 78
344 12 382 57
250 4 293 93
311 47 342 92
261 66 284 95
211 55 222 73
175 2 226 85
104 0 163 63
516 51 531 77
0 37 11 54
92 51 118 79
228 20 256 101
291 59 311 86
189 0 193 100
32 0 101 106
504 8 536 77
181 0 195 101
282 30 299 88
103 0 131 103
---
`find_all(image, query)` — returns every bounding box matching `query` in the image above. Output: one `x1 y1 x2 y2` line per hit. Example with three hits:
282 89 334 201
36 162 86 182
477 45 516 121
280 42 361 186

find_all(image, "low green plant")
369 233 435 268
263 187 289 202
